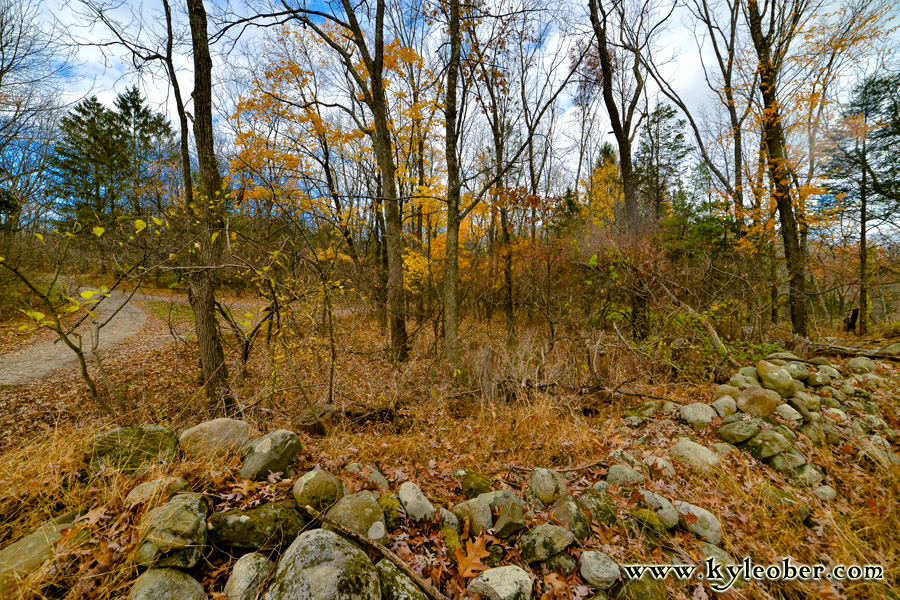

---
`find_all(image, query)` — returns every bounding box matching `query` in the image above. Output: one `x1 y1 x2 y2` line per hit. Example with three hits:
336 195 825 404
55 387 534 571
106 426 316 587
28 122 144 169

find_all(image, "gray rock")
638 490 678 528
820 365 842 380
812 486 837 501
673 500 722 544
209 499 305 549
740 430 791 460
679 403 718 430
846 357 876 374
767 352 801 361
481 491 525 538
240 430 302 480
715 385 741 399
736 387 780 417
262 529 379 600
606 464 646 486
739 366 759 381
607 449 642 469
528 468 567 505
670 438 721 472
790 464 825 487
642 455 675 479
823 408 848 424
89 425 178 475
324 491 387 545
293 469 346 512
766 449 807 473
179 418 249 458
878 342 900 356
775 403 803 424
397 482 434 522
451 496 493 536
346 464 391 493
437 507 459 533
773 424 798 442
134 493 208 568
580 550 620 591
625 401 663 418
543 551 577 574
518 524 575 563
810 357 831 366
126 477 189 507
225 552 276 600
699 543 738 591
0 521 90 589
711 396 737 418
624 416 645 428
729 373 757 390
806 372 831 387
377 559 427 600
467 565 532 600
549 497 591 540
713 442 737 455
757 360 795 397
784 362 810 380
129 568 205 600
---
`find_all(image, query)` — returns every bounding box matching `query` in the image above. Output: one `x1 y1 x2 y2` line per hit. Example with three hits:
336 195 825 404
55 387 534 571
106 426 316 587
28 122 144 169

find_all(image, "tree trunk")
859 155 868 336
443 0 462 368
186 0 232 413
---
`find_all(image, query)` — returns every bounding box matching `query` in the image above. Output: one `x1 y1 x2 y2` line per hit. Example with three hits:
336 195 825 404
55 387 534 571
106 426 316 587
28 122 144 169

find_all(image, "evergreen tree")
50 89 174 223
634 103 692 221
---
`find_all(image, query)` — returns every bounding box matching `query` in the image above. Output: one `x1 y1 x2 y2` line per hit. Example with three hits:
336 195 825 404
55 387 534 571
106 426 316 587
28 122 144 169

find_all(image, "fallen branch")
298 505 450 600
806 341 900 361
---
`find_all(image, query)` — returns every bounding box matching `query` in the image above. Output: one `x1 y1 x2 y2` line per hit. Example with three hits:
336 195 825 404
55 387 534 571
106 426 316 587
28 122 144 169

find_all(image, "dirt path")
0 289 276 387
0 289 162 387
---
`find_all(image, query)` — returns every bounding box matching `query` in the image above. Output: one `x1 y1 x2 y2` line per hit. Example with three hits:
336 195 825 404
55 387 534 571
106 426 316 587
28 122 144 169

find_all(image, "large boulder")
736 387 780 417
467 565 532 600
209 499 305 549
293 469 346 512
134 493 208 568
129 568 205 600
579 550 620 591
517 524 574 563
669 438 721 473
240 430 302 480
397 482 435 522
377 559 427 600
679 403 718 430
528 468 567 505
179 418 249 458
757 360 795 397
0 521 90 590
89 425 177 475
262 529 380 600
324 491 387 545
225 552 276 600
673 500 722 545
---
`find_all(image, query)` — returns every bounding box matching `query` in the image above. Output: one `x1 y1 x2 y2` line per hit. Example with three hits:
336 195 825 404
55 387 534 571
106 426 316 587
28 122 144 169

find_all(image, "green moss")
378 493 402 531
440 525 460 552
460 470 492 499
88 425 177 475
628 508 665 534
578 488 618 526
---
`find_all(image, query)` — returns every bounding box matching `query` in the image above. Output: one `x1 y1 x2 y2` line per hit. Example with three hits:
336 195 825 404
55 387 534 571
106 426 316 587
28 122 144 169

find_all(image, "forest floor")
0 293 898 599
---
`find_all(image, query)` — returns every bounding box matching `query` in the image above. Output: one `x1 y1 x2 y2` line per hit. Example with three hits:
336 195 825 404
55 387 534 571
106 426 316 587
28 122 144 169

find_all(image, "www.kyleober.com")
621 557 885 593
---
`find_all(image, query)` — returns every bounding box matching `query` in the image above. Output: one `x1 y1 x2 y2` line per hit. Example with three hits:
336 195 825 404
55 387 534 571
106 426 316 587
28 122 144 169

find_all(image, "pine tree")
634 103 692 222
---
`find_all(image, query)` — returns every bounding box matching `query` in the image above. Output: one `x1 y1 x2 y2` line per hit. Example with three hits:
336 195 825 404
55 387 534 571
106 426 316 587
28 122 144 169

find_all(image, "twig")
298 505 450 600
509 459 609 473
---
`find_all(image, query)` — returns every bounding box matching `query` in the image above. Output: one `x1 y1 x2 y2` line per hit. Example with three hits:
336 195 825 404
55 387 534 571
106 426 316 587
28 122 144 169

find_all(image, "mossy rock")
89 425 177 475
208 499 305 550
628 508 665 535
377 559 428 600
578 488 618 526
460 471 492 499
378 493 402 531
543 551 577 574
